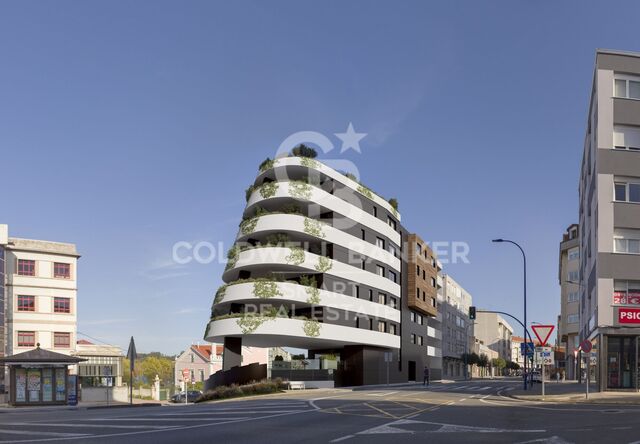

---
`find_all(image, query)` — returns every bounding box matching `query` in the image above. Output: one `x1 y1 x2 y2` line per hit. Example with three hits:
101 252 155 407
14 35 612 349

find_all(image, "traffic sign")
520 342 534 356
182 368 190 382
535 346 554 365
531 325 555 346
580 339 593 353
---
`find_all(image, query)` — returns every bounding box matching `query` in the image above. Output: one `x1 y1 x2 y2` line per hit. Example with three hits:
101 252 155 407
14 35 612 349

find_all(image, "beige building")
74 339 124 387
0 225 79 357
558 224 580 379
474 312 513 362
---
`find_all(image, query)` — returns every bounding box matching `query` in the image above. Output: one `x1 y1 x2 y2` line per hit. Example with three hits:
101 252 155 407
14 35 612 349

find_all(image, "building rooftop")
7 237 79 257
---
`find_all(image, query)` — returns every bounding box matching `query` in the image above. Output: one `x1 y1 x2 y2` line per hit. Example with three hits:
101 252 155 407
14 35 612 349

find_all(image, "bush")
291 144 318 158
196 379 287 403
388 198 399 211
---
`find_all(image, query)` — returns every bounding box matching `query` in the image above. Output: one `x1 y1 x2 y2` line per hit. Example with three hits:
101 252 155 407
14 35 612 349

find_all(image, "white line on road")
155 410 305 415
367 391 398 397
0 430 91 438
330 435 355 442
0 423 172 430
87 417 250 422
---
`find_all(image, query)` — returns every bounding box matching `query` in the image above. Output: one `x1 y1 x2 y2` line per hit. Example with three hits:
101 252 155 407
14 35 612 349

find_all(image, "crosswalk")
0 400 314 442
424 384 515 392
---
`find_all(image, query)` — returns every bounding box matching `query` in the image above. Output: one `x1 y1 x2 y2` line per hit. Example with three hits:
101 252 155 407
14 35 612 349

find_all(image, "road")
0 378 638 443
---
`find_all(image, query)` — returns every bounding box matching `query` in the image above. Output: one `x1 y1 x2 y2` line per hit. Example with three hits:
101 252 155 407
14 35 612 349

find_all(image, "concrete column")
222 337 242 371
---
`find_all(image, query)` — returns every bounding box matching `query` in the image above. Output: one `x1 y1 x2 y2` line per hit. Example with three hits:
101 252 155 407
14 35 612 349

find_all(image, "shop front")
0 345 85 406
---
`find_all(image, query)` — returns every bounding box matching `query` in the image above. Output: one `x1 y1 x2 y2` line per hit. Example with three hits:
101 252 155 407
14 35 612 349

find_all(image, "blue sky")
1 1 638 354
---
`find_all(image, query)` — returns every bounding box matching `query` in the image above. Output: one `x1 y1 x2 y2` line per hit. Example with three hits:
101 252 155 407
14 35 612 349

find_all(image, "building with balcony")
204 153 441 386
558 224 580 379
440 274 473 379
474 312 513 363
577 49 640 390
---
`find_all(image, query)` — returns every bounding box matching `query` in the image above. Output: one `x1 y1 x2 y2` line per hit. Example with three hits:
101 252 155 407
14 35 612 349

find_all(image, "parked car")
531 371 542 383
170 390 202 403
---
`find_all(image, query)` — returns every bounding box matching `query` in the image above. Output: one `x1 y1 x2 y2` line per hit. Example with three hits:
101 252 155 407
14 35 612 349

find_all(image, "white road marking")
515 436 574 443
367 391 398 397
356 418 545 435
0 430 90 438
87 417 250 422
156 410 304 415
478 386 491 391
0 423 171 430
329 435 355 442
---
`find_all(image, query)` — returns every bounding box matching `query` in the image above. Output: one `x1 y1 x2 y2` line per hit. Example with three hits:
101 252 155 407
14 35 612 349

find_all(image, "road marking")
156 410 304 415
355 418 545 435
363 403 399 418
0 430 91 438
0 423 172 430
478 386 491 391
87 417 250 422
367 391 398 397
329 435 355 442
515 436 574 443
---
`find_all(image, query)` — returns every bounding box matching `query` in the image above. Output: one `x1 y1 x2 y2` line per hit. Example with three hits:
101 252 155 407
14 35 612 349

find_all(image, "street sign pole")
542 359 545 399
586 356 589 400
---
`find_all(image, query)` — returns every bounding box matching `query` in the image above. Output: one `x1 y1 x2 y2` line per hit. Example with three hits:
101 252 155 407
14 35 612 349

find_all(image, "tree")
291 144 317 158
139 355 174 387
478 354 489 376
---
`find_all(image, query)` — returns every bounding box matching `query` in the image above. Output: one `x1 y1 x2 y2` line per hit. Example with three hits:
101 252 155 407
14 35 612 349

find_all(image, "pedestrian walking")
423 366 430 386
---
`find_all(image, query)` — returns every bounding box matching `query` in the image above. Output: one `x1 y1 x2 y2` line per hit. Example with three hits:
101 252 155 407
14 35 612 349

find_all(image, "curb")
86 403 163 410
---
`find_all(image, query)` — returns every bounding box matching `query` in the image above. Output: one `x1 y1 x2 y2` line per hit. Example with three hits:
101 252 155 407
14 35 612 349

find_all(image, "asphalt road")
0 378 639 443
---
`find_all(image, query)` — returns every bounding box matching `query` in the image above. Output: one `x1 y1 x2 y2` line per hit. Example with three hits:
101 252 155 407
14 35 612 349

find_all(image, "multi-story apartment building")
558 224 580 379
204 153 441 386
0 226 6 390
0 225 79 360
440 274 473 379
474 312 513 363
578 49 640 390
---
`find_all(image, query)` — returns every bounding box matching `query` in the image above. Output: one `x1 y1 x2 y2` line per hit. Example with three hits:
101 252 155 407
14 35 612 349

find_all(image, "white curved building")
204 153 441 385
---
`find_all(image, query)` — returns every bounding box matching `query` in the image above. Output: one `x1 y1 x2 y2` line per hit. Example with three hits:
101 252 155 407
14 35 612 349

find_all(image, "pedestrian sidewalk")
509 380 640 404
0 398 164 412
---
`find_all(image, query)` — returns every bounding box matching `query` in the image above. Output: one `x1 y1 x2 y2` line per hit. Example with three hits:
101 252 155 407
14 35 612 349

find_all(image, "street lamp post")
493 238 528 391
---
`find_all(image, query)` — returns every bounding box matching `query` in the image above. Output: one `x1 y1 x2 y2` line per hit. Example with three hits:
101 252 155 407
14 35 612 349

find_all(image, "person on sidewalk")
423 366 430 386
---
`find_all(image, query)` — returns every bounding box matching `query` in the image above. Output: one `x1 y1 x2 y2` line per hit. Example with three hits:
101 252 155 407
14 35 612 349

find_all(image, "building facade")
0 224 79 393
440 274 473 379
578 49 640 390
474 312 513 363
558 224 580 379
74 340 124 387
203 154 441 386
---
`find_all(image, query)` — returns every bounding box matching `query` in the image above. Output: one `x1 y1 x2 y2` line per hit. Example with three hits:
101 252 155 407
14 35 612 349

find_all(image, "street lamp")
493 238 528 391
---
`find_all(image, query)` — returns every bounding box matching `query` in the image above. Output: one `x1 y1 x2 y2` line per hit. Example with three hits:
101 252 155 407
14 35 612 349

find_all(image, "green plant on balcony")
253 281 283 299
314 256 332 273
285 247 305 266
214 284 228 304
290 144 318 158
300 156 319 169
258 157 277 172
303 217 325 238
356 184 373 199
303 319 321 337
288 180 312 200
203 322 211 339
245 184 256 202
237 315 269 334
388 198 399 217
225 245 240 271
305 286 321 305
239 217 259 235
265 233 289 247
259 181 278 199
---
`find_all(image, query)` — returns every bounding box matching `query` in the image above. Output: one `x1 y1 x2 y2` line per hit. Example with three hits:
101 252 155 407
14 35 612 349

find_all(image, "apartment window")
368 289 373 301
613 280 640 305
416 243 422 255
410 312 416 322
387 217 396 230
568 292 579 303
200 370 205 382
17 331 35 347
190 354 195 363
54 332 71 348
373 206 378 217
368 318 373 330
431 257 436 267
422 270 426 280
54 297 71 313
354 285 360 298
422 290 426 301
613 125 640 151
410 333 416 344
614 181 640 202
378 321 386 333
388 244 397 258
615 77 640 99
378 293 387 305
615 237 640 254
361 259 366 270
388 270 397 283
376 265 385 277
417 314 424 325
416 288 420 300
567 314 579 324
389 324 396 335
17 295 35 312
17 259 35 276
417 336 424 346
431 277 436 288
388 297 397 309
361 229 366 240
53 262 71 279
416 265 420 275
568 271 579 282
376 237 385 249
431 297 436 307
568 248 579 261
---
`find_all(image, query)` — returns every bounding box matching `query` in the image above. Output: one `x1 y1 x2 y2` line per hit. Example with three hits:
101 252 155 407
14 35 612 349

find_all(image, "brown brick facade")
407 234 438 317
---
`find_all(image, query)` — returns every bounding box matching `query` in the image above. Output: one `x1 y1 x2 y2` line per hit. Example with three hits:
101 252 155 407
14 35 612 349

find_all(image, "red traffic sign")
531 325 554 347
580 339 593 353
182 368 190 381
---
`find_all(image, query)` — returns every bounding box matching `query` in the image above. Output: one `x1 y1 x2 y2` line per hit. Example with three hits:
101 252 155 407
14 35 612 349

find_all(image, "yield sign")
531 325 554 347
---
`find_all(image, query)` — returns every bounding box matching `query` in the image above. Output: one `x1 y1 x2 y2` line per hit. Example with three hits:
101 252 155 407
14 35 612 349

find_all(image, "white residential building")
0 225 79 361
474 312 513 363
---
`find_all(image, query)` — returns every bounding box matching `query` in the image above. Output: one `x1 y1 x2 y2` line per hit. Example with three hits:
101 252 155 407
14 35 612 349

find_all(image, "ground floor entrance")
605 335 637 389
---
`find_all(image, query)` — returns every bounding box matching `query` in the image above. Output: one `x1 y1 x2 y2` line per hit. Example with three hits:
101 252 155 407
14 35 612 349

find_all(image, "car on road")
531 371 542 383
170 390 202 403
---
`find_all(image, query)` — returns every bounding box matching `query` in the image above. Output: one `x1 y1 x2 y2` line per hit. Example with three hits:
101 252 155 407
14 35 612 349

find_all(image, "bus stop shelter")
0 344 86 406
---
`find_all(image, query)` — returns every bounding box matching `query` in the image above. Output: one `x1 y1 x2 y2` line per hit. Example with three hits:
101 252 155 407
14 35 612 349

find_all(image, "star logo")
335 122 367 154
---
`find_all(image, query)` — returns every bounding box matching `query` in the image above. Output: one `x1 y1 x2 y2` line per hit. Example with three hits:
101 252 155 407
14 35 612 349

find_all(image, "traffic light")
469 306 476 320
